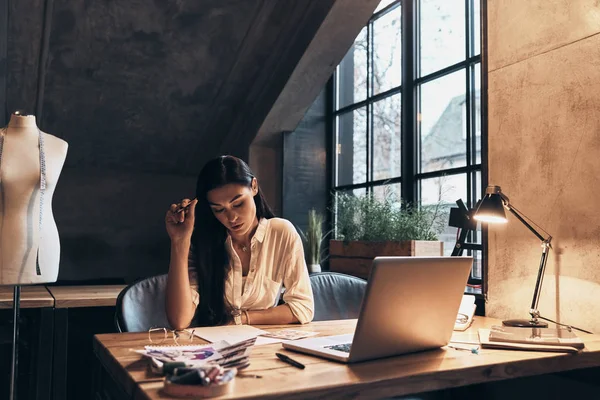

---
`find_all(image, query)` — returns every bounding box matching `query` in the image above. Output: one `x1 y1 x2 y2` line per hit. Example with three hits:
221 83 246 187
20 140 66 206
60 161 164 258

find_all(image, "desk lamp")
474 185 552 328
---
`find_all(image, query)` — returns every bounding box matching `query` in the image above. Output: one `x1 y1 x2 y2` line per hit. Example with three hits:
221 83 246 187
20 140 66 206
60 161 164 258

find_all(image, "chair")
309 272 367 321
115 274 171 332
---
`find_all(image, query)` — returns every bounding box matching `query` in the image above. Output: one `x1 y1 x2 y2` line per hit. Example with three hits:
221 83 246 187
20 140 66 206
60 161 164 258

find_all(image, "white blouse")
188 218 314 324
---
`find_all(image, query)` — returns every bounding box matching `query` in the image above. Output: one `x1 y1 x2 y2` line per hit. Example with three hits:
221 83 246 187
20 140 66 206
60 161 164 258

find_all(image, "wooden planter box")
329 240 444 280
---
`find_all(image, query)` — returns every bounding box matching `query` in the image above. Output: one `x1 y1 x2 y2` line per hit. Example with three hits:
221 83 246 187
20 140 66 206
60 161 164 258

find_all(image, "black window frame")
329 0 487 291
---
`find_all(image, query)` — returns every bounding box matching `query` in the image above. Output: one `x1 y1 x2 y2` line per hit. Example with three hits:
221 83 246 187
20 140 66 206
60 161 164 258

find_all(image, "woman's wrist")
243 310 251 325
171 238 191 252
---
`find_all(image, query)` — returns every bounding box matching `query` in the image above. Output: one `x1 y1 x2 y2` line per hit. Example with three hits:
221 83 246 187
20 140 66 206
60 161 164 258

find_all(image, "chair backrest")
115 274 171 332
310 272 367 321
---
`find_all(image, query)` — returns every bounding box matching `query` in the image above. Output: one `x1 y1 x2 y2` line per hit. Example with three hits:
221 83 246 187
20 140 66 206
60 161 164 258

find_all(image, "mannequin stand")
10 286 20 400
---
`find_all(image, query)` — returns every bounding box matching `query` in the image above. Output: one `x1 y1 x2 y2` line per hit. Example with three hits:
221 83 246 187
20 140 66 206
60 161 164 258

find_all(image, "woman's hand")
165 198 198 243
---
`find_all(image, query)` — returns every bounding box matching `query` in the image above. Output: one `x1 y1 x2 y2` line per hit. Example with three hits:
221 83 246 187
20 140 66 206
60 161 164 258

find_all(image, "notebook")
478 326 585 353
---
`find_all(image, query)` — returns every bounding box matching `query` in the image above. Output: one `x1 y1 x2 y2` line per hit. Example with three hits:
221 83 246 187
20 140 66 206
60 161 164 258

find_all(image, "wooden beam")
254 0 380 146
217 0 336 155
187 0 335 170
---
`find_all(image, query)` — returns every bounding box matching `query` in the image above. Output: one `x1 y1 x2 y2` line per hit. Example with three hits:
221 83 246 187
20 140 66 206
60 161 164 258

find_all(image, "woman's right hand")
165 198 198 243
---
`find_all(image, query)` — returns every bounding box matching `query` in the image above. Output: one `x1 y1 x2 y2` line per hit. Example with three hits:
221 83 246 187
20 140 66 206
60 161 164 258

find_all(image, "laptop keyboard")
325 343 352 353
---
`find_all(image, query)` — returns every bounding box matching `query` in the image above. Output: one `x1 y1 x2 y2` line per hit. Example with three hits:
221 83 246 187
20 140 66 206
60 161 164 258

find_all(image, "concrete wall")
487 0 600 332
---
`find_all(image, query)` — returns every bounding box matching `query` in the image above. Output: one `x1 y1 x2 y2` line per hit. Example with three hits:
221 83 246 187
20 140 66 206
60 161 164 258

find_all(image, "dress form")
0 112 68 285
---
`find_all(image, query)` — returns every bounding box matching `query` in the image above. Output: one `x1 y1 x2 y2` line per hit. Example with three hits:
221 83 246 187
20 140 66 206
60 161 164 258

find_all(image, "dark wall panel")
53 168 196 280
0 0 7 125
43 0 258 174
6 0 45 114
282 88 328 233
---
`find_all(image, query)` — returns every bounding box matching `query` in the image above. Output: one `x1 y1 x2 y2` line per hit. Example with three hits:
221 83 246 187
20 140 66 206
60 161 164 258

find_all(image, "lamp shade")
474 192 507 223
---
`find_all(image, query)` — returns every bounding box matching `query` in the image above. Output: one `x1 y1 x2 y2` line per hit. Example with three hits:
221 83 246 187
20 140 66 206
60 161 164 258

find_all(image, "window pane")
373 5 401 95
337 28 367 109
472 0 481 56
334 188 366 240
336 108 367 186
473 63 481 165
372 94 401 181
420 174 466 206
373 183 402 205
420 174 467 256
419 69 466 173
419 0 466 77
375 0 397 13
472 170 482 203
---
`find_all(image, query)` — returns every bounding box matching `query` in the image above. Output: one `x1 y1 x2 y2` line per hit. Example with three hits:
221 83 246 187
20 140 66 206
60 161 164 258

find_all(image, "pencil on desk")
276 352 305 369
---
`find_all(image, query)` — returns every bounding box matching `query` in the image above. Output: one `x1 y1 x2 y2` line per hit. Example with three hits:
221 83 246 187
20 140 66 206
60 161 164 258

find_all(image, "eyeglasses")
456 313 469 325
147 327 196 345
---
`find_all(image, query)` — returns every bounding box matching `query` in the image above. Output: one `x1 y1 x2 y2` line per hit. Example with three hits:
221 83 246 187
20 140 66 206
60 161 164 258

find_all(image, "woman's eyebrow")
209 194 243 206
229 194 243 203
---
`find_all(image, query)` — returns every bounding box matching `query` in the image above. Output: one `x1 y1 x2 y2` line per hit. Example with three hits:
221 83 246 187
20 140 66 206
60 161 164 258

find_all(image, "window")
332 0 484 292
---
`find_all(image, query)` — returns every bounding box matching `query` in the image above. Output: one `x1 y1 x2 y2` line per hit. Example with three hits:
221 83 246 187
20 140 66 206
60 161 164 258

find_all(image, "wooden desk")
0 285 54 308
93 317 600 399
47 284 126 400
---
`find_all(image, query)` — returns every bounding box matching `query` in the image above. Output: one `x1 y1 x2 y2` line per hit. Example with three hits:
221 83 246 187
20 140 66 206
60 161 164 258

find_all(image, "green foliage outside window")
334 191 448 242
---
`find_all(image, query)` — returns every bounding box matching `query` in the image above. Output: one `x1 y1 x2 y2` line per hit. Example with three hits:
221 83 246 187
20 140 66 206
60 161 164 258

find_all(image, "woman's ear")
251 178 258 196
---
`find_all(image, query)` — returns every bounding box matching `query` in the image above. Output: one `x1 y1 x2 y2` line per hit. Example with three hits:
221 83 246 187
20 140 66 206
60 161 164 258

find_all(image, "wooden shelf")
47 285 126 308
0 286 54 309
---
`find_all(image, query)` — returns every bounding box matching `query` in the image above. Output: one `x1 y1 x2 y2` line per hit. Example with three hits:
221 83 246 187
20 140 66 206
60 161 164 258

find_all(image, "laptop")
283 256 473 363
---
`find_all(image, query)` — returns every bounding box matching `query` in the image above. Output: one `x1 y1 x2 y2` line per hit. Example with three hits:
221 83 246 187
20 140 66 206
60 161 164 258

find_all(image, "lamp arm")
506 206 548 243
530 242 551 318
505 204 553 323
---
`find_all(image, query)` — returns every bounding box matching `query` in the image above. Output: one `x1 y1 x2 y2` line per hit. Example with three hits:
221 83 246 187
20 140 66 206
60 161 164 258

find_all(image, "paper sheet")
255 336 284 346
192 325 267 344
450 331 480 345
137 343 225 364
454 295 476 331
136 338 257 369
260 329 320 340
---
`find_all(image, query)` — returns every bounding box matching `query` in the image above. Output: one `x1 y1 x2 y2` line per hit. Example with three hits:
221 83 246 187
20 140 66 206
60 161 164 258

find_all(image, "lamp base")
502 318 548 328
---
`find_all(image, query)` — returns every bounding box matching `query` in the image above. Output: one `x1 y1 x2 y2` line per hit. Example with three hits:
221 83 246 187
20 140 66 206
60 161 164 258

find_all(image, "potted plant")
298 209 329 273
330 190 448 279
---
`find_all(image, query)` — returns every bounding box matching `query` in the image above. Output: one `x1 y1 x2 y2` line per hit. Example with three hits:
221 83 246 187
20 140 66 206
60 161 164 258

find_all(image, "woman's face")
206 179 258 237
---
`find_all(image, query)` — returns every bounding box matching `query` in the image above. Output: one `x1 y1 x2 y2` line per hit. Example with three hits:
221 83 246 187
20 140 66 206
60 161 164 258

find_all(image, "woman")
165 155 314 329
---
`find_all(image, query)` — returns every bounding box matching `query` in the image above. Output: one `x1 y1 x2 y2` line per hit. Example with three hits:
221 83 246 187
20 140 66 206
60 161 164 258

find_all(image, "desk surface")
0 285 54 309
47 284 126 308
94 317 600 400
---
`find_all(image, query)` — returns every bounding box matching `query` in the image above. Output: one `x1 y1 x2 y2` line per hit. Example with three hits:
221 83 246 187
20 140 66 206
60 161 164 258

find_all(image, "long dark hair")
192 155 274 326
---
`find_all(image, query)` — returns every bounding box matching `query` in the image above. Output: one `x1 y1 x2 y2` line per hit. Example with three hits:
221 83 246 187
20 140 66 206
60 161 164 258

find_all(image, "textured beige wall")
487 0 600 332
488 0 600 71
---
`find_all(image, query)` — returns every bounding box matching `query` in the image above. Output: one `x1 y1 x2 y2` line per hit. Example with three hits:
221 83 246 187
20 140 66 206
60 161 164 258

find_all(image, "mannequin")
0 111 68 284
